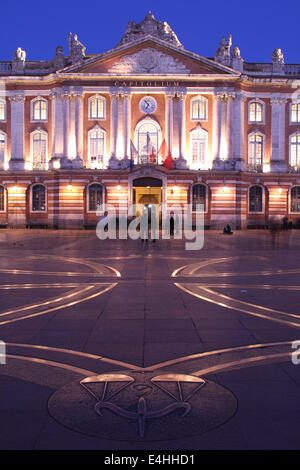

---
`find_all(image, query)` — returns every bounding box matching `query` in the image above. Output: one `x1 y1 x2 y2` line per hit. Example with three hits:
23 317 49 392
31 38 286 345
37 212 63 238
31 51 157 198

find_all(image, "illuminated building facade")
1 12 300 229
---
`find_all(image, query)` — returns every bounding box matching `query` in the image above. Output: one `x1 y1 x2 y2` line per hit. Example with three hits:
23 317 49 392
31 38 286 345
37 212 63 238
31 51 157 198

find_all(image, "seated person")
223 224 233 235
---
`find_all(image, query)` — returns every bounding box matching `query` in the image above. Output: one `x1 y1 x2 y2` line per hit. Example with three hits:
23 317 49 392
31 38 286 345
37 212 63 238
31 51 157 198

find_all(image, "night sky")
1 0 299 63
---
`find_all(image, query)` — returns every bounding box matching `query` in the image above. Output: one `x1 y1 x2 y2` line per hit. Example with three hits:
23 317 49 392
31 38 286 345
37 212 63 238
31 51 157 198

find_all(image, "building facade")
1 12 300 229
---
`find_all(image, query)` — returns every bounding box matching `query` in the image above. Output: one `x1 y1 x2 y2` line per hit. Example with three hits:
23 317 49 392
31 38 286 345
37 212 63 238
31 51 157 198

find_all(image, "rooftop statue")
12 47 26 74
68 32 86 64
118 11 183 49
272 48 285 74
214 35 232 66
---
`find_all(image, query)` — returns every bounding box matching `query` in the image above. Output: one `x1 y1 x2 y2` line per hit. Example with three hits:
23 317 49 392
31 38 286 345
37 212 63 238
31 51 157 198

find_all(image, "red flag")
149 147 156 164
163 151 174 170
158 139 168 159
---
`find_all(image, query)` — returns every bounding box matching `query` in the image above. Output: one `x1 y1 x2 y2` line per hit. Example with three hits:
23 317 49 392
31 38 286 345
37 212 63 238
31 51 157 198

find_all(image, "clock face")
139 96 157 114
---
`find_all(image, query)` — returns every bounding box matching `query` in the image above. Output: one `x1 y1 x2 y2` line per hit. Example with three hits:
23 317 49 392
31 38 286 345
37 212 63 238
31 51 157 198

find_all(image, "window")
291 103 300 123
192 184 207 212
88 184 103 212
88 95 106 120
135 119 161 159
0 99 6 121
190 126 208 169
32 98 48 121
0 186 5 212
290 133 300 167
249 100 264 123
291 187 300 213
248 133 264 166
88 127 105 168
249 185 263 213
190 96 207 121
0 132 6 168
32 184 46 212
31 130 48 170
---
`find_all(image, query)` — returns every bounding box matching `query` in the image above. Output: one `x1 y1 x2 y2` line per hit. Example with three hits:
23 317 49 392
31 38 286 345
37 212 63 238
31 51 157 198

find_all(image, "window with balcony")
290 132 300 167
248 132 264 167
88 127 105 168
190 126 208 169
0 131 6 169
31 130 48 170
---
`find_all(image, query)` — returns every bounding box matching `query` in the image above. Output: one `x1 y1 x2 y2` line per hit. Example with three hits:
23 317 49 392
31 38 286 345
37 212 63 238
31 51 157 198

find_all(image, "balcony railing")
0 62 12 75
138 155 160 165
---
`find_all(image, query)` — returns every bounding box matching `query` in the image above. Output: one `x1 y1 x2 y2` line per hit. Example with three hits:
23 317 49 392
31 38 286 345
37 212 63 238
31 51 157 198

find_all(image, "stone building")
1 11 300 229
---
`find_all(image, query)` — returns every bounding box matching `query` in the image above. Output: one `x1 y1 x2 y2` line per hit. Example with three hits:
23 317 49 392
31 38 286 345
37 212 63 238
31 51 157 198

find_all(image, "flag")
149 146 156 164
158 139 168 160
163 150 175 170
130 140 138 171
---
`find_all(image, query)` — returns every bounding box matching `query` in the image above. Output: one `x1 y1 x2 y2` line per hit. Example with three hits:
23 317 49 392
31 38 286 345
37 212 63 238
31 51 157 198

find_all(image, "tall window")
88 184 103 212
249 185 263 213
0 186 4 212
32 184 46 212
192 184 207 212
249 101 264 123
291 187 300 213
291 103 300 123
88 127 105 168
32 98 47 121
191 96 207 121
135 119 161 158
88 95 106 119
31 130 48 170
248 133 264 166
290 133 300 167
0 132 6 168
0 99 6 121
190 127 208 169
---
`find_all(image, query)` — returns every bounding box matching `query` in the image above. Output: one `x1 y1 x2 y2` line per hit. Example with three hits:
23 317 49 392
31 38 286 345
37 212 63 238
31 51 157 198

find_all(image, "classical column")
232 93 247 170
176 90 187 169
212 94 220 163
9 94 25 170
109 87 119 168
49 89 64 161
212 92 232 169
74 89 83 168
270 96 287 172
123 90 131 160
62 91 70 159
165 91 175 153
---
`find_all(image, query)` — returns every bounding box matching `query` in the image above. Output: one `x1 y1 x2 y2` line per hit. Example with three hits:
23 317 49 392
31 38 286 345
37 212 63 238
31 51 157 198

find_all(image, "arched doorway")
133 177 162 222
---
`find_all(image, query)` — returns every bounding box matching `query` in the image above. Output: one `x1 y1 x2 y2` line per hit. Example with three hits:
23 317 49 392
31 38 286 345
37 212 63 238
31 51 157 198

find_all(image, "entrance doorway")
132 177 162 222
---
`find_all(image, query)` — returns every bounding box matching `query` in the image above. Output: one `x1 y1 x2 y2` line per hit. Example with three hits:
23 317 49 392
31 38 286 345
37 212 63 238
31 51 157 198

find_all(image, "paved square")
0 229 299 449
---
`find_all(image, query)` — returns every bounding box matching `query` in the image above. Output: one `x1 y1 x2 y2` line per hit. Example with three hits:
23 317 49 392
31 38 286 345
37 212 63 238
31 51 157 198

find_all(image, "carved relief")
108 48 190 74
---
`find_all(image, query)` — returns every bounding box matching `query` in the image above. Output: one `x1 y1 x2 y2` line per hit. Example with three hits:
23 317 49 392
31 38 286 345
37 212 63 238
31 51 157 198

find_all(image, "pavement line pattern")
173 256 300 329
0 283 117 326
175 283 300 329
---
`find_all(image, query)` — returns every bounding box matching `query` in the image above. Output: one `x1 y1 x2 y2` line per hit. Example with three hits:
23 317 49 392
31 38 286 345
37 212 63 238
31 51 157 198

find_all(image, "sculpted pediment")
107 47 190 74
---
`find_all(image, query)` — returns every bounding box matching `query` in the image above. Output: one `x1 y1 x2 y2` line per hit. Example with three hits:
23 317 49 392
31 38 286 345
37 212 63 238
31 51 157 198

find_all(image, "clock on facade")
139 96 157 114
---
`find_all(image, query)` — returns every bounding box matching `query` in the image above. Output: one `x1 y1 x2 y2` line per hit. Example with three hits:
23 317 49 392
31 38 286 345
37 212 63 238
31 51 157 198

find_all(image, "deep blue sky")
1 0 300 63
